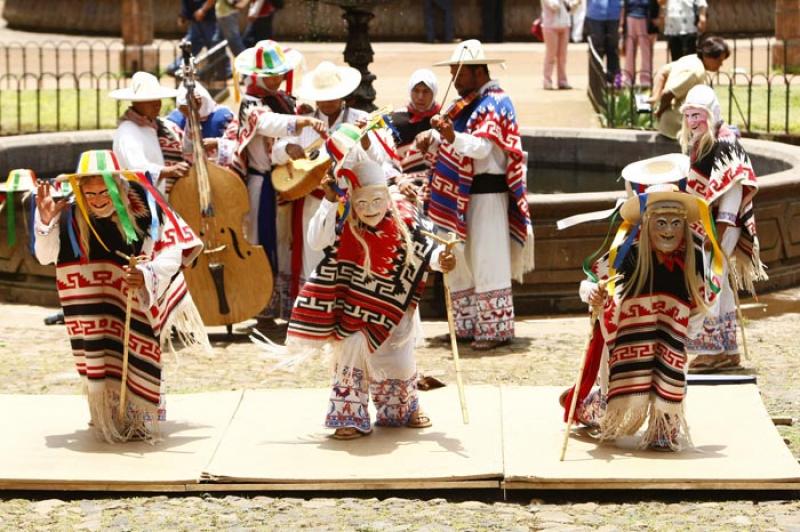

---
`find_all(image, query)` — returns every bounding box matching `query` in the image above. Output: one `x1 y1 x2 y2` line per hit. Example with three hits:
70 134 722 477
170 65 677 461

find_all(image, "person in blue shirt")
586 0 622 82
167 81 234 141
167 0 230 77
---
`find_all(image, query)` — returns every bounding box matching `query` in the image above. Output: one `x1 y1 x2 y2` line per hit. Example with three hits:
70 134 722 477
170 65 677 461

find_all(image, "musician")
256 160 456 440
33 150 207 444
417 40 534 351
167 80 234 143
271 60 400 317
223 41 327 326
111 72 191 196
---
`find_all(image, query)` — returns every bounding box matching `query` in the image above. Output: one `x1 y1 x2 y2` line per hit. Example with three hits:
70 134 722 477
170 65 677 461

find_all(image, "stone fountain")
323 0 394 111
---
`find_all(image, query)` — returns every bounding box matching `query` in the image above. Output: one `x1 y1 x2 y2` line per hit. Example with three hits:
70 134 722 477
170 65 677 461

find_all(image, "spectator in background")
571 0 587 42
663 0 708 60
541 0 578 90
243 0 282 47
424 0 455 43
216 0 248 58
621 0 660 87
649 35 729 139
167 0 228 76
481 0 505 43
585 0 622 82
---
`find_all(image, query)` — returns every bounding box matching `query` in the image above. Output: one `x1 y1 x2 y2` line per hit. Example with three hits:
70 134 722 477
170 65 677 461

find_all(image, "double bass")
169 42 273 327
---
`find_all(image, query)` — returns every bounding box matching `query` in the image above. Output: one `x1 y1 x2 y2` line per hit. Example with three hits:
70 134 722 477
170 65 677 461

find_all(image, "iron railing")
0 38 230 135
588 35 800 138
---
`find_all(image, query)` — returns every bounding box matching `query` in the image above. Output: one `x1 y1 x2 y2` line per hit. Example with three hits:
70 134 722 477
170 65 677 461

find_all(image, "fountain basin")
1 128 798 314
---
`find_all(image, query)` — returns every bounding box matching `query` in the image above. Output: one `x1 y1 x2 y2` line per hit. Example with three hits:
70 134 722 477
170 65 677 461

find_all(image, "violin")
169 41 273 328
443 90 480 121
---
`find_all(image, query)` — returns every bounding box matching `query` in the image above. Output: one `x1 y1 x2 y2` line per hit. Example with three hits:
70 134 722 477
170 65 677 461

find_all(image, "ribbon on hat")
697 199 724 295
3 170 24 247
95 152 138 244
69 176 110 251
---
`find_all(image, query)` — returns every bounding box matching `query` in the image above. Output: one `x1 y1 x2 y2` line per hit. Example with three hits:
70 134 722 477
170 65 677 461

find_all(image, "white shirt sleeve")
579 279 597 305
307 198 339 251
271 135 301 166
716 182 743 226
255 111 296 138
452 131 494 160
33 208 61 266
113 122 165 178
135 244 184 309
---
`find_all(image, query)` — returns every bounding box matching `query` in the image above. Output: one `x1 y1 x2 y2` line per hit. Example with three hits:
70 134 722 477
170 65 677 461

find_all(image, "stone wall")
1 129 799 314
2 0 776 39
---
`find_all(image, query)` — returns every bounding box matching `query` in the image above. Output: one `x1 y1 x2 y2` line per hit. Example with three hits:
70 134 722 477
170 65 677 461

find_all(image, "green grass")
714 83 800 135
0 89 176 135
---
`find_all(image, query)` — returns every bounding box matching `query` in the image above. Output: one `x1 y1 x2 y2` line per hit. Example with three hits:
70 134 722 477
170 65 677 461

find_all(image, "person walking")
662 0 708 60
621 0 659 87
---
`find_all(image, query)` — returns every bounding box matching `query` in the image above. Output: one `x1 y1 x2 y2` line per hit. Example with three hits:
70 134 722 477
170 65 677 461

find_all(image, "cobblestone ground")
0 289 798 530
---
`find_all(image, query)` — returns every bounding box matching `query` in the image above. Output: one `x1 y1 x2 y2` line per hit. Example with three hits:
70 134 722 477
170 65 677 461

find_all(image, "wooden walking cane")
560 274 622 461
727 256 751 361
422 230 469 424
115 250 140 420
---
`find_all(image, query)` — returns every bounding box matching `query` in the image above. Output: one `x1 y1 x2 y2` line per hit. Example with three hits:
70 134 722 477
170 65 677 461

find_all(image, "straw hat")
295 61 361 101
620 184 703 224
55 150 139 182
621 154 690 187
325 122 362 162
234 40 302 77
0 169 37 193
109 72 179 101
434 39 505 67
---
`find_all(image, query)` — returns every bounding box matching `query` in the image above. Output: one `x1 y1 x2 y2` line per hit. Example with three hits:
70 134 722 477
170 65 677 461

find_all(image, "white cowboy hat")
621 153 690 187
234 40 303 77
109 72 179 101
295 61 362 102
434 39 505 67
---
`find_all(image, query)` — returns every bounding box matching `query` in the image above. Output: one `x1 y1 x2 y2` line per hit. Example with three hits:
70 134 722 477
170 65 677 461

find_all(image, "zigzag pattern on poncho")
288 199 435 353
428 84 531 245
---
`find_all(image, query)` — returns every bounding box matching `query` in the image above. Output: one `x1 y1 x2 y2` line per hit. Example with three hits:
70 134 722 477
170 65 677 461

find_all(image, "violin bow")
438 46 469 114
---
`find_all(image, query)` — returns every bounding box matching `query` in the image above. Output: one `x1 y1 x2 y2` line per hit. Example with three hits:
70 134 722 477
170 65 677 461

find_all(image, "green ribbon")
4 171 21 247
581 208 621 283
95 152 138 244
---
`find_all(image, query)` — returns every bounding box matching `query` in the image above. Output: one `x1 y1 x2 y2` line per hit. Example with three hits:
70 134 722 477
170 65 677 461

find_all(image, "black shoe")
44 311 65 325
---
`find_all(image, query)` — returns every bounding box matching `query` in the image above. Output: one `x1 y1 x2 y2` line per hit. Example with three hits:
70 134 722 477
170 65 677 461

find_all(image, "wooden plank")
502 385 800 488
205 386 504 484
503 481 800 491
188 480 501 492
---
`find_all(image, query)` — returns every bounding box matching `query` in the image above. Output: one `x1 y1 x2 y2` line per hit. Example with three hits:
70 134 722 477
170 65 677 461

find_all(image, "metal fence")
0 38 230 135
588 35 800 138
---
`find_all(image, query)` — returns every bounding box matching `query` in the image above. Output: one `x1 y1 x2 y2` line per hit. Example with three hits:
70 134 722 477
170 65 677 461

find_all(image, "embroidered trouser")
325 311 420 432
444 193 515 341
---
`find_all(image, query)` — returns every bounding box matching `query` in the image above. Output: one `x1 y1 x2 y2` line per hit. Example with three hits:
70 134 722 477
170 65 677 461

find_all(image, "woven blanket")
288 197 435 353
428 82 531 247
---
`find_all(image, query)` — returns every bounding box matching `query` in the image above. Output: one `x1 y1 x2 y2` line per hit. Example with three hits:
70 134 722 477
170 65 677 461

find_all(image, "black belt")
470 173 509 194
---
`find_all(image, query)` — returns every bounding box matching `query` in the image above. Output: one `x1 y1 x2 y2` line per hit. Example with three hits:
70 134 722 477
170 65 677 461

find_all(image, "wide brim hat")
0 169 37 193
621 153 690 187
434 39 505 66
235 40 303 77
620 184 703 224
109 71 179 101
295 61 361 101
55 150 139 183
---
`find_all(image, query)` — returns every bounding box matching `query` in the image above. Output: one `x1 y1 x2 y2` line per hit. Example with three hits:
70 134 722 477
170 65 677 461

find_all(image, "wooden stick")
422 230 468 424
115 250 139 420
560 274 622 461
727 256 751 361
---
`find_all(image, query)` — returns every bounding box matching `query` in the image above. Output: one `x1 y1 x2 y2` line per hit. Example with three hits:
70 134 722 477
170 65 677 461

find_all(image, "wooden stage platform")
0 384 797 493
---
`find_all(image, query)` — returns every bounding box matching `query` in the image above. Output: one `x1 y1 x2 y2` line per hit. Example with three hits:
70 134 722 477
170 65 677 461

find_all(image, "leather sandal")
406 411 433 429
331 427 371 440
